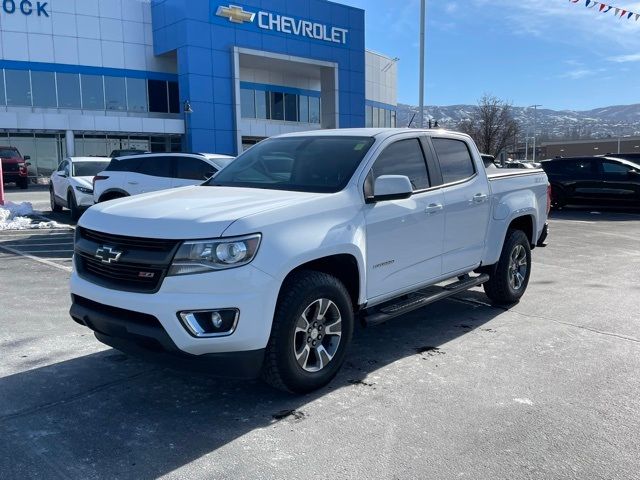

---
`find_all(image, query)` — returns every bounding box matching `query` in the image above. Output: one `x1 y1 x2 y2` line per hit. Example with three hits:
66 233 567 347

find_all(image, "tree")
457 94 519 157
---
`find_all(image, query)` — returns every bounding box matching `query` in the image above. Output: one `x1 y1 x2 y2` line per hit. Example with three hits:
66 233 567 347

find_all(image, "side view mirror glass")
369 175 413 203
24 162 31 167
23 156 31 160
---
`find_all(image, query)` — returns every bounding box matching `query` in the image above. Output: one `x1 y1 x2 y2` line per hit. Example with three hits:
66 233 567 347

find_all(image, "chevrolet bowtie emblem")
216 5 255 24
95 246 123 264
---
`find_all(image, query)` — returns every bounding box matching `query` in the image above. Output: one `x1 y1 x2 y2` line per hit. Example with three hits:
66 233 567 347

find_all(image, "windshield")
0 149 20 158
207 136 375 193
73 161 111 177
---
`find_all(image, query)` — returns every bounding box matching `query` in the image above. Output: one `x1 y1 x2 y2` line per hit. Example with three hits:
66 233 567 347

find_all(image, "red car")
0 146 31 190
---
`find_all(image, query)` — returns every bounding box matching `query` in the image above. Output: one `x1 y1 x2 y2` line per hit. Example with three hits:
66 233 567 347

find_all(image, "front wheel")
483 230 532 305
262 271 354 394
68 192 81 222
50 187 62 213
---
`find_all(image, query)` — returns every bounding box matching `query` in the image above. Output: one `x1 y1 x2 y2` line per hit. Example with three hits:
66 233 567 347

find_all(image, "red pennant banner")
570 1 639 23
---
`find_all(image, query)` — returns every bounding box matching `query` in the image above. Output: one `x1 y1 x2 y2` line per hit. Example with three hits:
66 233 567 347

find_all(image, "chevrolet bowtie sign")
215 4 349 45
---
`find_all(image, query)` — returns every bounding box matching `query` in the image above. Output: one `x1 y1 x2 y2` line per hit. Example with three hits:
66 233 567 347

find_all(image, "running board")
362 274 490 326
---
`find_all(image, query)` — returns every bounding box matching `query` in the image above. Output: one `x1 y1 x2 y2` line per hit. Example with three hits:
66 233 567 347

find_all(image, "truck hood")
1 157 23 165
80 185 322 239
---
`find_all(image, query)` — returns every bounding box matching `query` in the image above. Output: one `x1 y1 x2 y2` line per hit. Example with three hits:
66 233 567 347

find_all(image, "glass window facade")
5 70 32 106
0 69 178 114
365 104 397 128
126 78 147 113
31 71 57 108
104 76 126 111
57 73 81 109
81 74 104 110
240 85 320 124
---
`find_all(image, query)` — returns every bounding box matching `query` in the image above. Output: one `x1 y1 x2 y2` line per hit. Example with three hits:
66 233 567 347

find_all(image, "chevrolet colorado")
70 129 550 393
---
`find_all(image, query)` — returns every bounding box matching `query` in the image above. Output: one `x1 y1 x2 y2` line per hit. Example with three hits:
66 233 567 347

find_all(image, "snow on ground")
0 202 62 231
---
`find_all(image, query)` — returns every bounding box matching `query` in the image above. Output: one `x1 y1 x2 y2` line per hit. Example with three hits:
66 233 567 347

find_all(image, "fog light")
178 309 239 338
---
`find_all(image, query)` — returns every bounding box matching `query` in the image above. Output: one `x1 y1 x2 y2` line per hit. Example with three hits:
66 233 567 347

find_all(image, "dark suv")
540 156 640 208
0 146 31 190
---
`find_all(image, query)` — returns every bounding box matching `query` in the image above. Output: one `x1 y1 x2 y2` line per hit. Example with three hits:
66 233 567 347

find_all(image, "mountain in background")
396 103 640 141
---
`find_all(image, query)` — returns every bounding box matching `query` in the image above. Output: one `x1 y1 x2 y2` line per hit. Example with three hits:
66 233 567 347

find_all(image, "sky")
340 0 640 111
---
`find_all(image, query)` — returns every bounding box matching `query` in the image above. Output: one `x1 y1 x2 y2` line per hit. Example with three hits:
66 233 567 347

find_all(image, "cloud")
608 53 640 63
559 69 597 79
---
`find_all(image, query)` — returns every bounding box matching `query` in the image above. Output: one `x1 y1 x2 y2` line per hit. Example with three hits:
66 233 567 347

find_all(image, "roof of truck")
276 128 465 139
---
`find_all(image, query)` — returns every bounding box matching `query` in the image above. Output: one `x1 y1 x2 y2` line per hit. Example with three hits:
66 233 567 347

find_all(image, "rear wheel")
68 192 81 222
50 187 62 213
262 270 354 394
483 230 532 305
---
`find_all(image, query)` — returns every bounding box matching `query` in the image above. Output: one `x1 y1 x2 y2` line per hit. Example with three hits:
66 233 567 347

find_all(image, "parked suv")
50 157 112 220
93 153 235 203
109 149 149 158
1 147 31 189
541 156 640 207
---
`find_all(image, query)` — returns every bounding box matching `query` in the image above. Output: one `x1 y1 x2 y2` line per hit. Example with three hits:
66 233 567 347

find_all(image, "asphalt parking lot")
1 197 640 479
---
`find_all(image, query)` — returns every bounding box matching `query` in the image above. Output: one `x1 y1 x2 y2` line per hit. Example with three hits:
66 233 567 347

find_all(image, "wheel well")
283 254 360 307
99 191 127 202
508 215 535 246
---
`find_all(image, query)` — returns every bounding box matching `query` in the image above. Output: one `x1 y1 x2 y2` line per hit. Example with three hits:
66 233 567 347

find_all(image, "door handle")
425 203 443 214
128 181 139 185
471 193 489 204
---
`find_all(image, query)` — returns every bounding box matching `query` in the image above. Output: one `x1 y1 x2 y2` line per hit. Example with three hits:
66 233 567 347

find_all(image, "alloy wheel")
293 298 342 373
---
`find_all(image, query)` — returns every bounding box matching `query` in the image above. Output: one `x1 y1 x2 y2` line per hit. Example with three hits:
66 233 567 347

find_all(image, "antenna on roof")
407 113 417 129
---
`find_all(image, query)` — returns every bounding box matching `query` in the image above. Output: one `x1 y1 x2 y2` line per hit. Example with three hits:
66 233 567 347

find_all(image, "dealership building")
0 0 398 178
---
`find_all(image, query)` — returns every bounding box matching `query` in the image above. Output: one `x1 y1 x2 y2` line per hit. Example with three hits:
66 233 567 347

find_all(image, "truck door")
431 138 491 274
364 137 445 300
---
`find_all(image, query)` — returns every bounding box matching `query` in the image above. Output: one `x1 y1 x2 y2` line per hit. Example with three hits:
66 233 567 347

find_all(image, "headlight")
168 234 261 276
75 186 93 194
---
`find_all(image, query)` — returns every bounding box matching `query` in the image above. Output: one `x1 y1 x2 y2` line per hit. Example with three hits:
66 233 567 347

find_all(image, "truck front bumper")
70 264 279 369
70 295 265 378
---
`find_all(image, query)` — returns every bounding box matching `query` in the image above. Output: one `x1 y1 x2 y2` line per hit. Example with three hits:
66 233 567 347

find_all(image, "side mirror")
629 169 640 177
23 156 31 160
368 175 413 203
24 162 32 167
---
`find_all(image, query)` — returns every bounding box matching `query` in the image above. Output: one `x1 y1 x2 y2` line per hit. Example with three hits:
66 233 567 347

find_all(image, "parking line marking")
0 244 73 272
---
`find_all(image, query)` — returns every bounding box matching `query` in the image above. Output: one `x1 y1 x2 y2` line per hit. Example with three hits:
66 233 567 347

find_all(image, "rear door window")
601 160 632 175
176 157 217 181
432 138 476 184
105 157 144 172
135 156 173 178
558 159 596 176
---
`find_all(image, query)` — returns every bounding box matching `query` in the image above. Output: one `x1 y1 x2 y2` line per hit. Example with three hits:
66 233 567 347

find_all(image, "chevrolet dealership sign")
216 4 349 45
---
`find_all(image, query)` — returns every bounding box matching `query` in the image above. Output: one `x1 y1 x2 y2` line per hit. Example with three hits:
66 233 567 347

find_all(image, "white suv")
93 153 234 203
50 157 112 220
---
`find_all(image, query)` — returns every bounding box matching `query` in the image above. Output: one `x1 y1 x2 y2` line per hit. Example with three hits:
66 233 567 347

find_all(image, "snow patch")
0 202 62 231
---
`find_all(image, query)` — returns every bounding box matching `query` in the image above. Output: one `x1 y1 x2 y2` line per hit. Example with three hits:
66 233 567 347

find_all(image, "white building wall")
0 0 175 73
365 50 397 107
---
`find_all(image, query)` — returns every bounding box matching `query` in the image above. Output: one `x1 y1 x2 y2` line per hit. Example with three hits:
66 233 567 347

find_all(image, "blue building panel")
152 0 368 155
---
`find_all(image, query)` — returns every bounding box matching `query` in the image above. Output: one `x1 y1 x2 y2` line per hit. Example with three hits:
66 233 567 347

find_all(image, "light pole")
418 0 426 128
183 100 193 152
529 104 542 162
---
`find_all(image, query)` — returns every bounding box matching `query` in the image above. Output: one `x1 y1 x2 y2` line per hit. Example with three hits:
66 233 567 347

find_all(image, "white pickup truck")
70 129 550 393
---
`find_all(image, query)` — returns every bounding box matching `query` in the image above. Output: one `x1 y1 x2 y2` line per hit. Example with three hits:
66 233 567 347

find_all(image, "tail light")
93 175 109 189
546 184 552 215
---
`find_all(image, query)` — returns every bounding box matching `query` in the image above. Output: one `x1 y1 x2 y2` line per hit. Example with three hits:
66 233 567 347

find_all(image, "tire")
18 177 28 190
483 230 532 305
261 270 354 394
68 191 81 222
50 187 62 213
550 185 566 209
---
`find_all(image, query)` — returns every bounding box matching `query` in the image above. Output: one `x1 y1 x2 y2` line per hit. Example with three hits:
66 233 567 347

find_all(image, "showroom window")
240 88 255 118
148 79 168 113
309 96 320 124
104 76 126 111
270 92 284 120
57 73 81 109
256 91 268 119
81 74 105 110
299 95 309 123
126 78 147 113
5 70 32 106
31 71 57 108
284 93 298 122
365 105 373 128
168 81 180 114
0 71 5 105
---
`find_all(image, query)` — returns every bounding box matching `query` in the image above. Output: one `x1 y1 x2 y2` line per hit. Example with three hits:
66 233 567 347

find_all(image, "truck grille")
2 163 19 173
75 228 181 294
